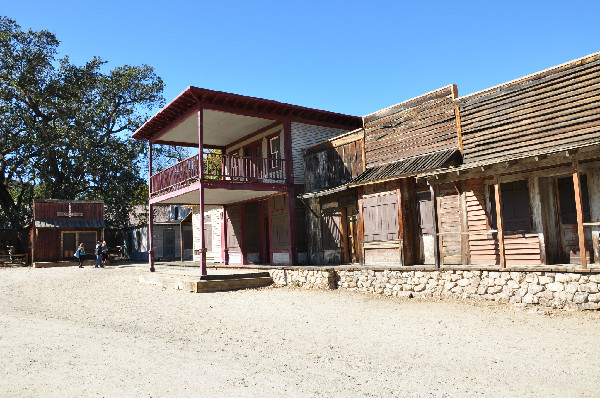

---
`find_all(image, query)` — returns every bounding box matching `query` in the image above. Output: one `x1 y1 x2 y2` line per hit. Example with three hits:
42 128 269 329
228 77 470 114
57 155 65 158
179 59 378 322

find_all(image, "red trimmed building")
132 87 362 273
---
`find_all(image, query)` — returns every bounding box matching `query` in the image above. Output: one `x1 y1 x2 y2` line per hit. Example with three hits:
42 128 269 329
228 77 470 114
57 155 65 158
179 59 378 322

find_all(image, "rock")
457 278 470 287
589 275 600 283
578 302 599 310
538 276 554 285
529 284 544 295
414 284 426 292
573 292 588 304
546 282 564 292
588 293 600 303
488 286 503 294
554 274 570 283
522 293 538 304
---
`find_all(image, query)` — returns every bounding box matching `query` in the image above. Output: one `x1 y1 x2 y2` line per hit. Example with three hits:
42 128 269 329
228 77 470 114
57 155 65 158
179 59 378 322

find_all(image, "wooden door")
163 229 175 258
416 191 435 264
79 232 97 257
244 142 262 180
63 233 76 259
345 205 358 263
204 215 213 254
556 176 592 264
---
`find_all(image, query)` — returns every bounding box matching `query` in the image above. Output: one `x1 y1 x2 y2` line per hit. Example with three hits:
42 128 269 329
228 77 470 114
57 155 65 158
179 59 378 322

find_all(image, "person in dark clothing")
101 241 109 267
75 243 85 268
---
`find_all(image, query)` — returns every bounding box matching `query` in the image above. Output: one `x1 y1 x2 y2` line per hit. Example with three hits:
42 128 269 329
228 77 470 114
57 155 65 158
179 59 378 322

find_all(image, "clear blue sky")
4 0 600 117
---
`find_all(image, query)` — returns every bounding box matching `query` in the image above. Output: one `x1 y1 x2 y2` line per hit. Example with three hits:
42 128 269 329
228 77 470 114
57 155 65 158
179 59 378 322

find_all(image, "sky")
3 0 600 118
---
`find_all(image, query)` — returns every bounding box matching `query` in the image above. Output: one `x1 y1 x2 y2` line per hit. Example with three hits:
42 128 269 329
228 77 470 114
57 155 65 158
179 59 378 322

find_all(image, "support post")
494 177 506 269
459 181 469 265
283 121 296 266
240 202 246 265
148 141 155 272
573 161 587 270
222 205 228 265
357 186 365 265
430 183 440 268
198 108 207 275
267 196 273 265
148 203 155 272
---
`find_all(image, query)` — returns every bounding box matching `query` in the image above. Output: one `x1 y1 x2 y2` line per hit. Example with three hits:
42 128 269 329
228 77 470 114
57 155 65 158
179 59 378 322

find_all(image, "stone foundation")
269 267 600 310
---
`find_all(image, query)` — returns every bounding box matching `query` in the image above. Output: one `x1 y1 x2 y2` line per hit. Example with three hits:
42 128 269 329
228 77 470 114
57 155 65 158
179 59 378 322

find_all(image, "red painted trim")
154 140 223 151
268 196 273 265
240 202 246 265
224 121 282 151
223 206 229 265
149 142 153 195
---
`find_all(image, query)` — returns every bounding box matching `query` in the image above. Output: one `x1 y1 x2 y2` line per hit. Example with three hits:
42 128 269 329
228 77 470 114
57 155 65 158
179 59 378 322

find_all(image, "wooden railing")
150 152 287 196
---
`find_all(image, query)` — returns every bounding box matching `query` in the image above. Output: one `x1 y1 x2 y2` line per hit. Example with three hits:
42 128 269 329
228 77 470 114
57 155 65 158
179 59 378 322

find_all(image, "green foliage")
0 17 165 243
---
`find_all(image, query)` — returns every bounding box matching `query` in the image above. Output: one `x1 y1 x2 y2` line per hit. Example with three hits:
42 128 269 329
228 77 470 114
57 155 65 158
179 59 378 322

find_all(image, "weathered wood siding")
363 85 459 168
465 178 499 265
437 183 461 264
34 201 104 220
304 130 364 193
459 53 600 165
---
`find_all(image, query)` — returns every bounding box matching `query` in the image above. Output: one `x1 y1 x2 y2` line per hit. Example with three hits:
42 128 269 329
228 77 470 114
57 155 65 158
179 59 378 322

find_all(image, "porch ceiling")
152 109 275 147
150 185 282 205
132 86 362 146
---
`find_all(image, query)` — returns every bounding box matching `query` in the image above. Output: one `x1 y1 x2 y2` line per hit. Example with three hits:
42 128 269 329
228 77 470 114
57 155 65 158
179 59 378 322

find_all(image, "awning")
348 149 460 187
35 219 106 228
300 184 350 199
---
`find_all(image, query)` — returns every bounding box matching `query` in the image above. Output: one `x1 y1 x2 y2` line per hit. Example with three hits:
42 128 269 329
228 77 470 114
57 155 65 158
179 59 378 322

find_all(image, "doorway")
556 176 592 264
163 229 175 258
343 205 359 263
416 191 435 265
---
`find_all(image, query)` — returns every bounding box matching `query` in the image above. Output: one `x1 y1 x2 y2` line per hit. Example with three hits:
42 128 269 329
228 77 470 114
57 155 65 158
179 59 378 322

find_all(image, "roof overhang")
132 86 362 146
35 219 106 228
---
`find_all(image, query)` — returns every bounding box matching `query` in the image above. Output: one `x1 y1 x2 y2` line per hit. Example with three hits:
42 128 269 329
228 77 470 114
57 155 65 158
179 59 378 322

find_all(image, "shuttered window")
362 193 398 242
321 207 341 250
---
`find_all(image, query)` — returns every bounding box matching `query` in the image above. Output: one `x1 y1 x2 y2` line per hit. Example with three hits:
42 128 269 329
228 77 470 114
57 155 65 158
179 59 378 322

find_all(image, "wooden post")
459 181 469 265
198 108 207 275
240 202 246 265
435 184 444 266
222 206 229 265
283 122 296 266
494 177 506 269
148 203 155 272
397 179 405 266
430 183 440 268
357 186 365 265
267 196 273 265
573 161 587 270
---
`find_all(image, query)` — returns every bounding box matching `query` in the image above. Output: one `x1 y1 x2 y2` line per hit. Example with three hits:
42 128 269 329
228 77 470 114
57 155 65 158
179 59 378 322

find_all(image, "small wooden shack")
30 200 105 266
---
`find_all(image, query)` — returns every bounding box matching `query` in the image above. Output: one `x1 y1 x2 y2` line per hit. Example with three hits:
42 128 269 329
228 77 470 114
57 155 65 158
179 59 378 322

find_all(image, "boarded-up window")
183 229 193 250
558 175 591 224
321 206 341 250
295 206 307 251
490 180 533 232
362 193 398 242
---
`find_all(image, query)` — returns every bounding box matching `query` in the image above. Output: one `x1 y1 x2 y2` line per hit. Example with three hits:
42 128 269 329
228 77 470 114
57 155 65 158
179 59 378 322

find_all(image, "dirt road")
1 264 599 397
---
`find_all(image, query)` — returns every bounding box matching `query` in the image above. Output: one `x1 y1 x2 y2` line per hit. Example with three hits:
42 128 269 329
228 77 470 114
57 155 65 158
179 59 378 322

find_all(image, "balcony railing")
150 152 287 196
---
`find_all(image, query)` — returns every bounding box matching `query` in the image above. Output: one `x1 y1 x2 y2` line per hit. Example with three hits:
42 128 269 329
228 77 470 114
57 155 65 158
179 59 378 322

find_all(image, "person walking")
95 241 104 268
101 241 109 267
75 243 85 268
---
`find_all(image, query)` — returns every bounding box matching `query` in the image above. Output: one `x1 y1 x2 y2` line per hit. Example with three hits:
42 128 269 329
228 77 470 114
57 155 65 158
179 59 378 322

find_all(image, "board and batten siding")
458 52 600 165
291 122 350 183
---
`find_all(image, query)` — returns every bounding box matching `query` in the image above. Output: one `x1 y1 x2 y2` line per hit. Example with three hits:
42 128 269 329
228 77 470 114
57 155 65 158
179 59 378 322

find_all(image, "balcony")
150 152 287 197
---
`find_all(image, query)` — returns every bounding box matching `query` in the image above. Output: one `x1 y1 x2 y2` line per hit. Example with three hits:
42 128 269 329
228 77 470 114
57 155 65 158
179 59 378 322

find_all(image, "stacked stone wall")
269 267 600 310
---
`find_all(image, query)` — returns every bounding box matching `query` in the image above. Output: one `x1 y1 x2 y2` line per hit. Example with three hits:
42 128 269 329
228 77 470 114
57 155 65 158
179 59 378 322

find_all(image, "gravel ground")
1 263 599 398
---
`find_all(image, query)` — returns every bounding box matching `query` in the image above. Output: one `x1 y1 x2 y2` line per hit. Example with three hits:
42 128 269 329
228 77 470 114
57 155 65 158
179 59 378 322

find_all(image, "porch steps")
139 271 273 293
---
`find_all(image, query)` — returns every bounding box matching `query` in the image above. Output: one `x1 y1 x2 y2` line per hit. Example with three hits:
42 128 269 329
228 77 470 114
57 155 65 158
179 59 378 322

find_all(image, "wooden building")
132 87 362 273
425 52 600 269
30 200 105 265
302 52 600 270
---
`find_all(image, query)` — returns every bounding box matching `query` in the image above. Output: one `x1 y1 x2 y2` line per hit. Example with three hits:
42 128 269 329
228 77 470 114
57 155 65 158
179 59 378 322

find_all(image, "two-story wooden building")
132 87 362 273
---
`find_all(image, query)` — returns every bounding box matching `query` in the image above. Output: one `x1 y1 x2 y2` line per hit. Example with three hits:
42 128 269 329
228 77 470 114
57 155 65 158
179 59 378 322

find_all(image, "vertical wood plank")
572 161 587 270
222 205 228 265
494 177 506 269
435 183 444 266
340 204 349 263
240 202 246 265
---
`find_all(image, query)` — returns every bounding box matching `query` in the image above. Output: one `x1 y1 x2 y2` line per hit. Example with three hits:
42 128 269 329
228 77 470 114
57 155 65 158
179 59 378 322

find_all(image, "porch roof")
35 219 106 228
132 86 362 145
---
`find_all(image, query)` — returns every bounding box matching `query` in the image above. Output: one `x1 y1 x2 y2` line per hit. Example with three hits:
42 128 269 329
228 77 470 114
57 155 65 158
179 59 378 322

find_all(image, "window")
136 230 141 252
268 134 281 169
174 206 179 220
557 175 591 224
362 193 399 242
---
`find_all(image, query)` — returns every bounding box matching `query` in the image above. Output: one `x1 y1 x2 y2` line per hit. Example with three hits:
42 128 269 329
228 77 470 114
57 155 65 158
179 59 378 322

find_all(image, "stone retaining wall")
270 268 600 310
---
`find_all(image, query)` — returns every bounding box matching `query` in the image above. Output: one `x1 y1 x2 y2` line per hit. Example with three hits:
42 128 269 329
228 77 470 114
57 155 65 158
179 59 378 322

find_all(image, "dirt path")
1 264 599 397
